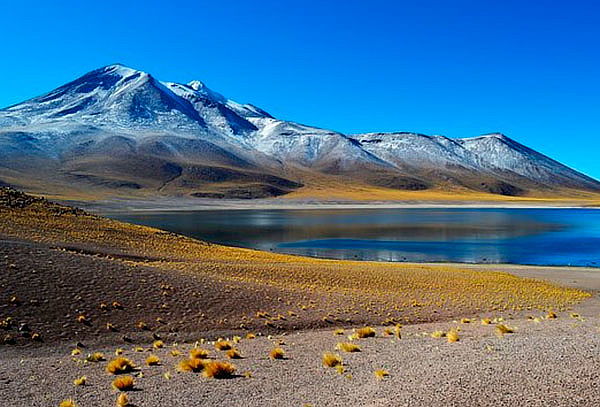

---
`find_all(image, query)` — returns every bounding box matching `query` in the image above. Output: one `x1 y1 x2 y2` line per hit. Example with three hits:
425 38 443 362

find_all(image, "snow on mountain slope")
0 63 598 198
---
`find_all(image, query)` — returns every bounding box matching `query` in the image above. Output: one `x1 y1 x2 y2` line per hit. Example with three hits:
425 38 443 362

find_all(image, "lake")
109 208 600 267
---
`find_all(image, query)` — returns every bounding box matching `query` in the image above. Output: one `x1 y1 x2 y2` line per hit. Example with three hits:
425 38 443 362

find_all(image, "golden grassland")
0 193 590 329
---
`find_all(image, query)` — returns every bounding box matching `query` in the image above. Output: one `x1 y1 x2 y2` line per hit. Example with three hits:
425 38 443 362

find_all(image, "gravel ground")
2 301 600 406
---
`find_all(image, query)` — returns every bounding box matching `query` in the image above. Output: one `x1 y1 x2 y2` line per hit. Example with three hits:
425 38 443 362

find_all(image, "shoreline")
66 197 600 214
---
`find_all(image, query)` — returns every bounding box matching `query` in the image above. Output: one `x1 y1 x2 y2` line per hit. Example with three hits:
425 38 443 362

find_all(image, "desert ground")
1 187 599 406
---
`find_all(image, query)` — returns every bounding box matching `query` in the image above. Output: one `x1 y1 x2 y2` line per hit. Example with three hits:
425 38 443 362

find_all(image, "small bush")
146 355 160 366
215 340 232 351
86 352 105 362
447 329 460 343
269 347 285 360
106 357 135 374
203 361 236 379
112 375 134 391
177 358 205 372
226 348 242 359
153 340 164 349
431 330 446 338
495 324 514 336
59 400 77 407
190 348 210 359
322 352 342 368
547 311 557 319
374 369 389 379
481 318 491 325
116 393 129 407
73 376 86 386
336 342 361 352
356 327 376 338
334 328 344 336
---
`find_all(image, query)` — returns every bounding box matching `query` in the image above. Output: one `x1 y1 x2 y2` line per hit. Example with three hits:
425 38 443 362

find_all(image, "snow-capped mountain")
0 64 598 199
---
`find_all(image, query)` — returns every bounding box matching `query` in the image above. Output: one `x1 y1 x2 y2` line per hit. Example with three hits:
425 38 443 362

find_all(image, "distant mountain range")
0 64 598 200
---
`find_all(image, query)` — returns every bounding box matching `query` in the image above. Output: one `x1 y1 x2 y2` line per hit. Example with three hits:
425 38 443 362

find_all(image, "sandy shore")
67 196 600 214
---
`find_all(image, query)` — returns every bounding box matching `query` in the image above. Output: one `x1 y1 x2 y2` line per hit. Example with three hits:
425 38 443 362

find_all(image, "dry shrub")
116 393 129 407
86 352 105 362
59 400 76 407
495 324 514 336
431 330 446 338
356 327 376 338
215 340 232 351
203 361 236 379
481 318 492 325
177 358 205 372
460 318 471 324
146 355 160 366
226 348 243 359
334 328 344 336
322 352 343 367
106 357 135 374
190 348 210 359
73 376 86 386
153 340 164 349
112 375 134 391
336 342 361 352
447 329 460 343
245 333 256 339
547 311 557 319
71 348 81 356
374 369 389 379
394 324 402 339
269 347 285 360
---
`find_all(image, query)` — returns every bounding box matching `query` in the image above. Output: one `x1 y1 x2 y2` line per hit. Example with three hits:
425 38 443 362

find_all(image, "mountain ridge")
0 64 599 201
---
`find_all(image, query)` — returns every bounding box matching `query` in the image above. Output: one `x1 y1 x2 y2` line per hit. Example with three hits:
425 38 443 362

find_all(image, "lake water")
109 208 600 267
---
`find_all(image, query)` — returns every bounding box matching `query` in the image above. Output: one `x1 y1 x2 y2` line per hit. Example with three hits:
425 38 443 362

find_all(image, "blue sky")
1 0 599 178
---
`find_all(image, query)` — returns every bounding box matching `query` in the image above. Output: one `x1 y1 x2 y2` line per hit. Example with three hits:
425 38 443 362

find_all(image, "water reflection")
110 208 600 267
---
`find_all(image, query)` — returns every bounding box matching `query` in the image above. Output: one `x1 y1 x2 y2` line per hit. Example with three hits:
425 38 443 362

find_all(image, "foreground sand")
1 188 599 406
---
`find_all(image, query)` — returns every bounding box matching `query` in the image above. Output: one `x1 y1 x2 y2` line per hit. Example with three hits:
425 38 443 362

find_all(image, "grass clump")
112 375 134 391
547 311 558 319
59 400 77 407
356 327 376 338
73 376 86 386
334 328 345 336
447 329 460 343
177 358 205 372
495 324 515 336
374 369 389 380
226 348 243 359
86 352 105 362
190 347 210 359
214 340 233 351
322 352 343 368
336 342 361 353
146 355 161 366
269 347 286 360
481 318 492 325
152 340 164 349
106 357 135 374
116 393 129 407
431 330 446 338
203 361 237 379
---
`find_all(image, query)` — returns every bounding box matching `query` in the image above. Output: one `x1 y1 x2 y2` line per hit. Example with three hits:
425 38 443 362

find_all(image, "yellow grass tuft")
460 318 471 324
116 393 129 407
336 342 361 352
431 330 446 338
106 357 135 374
334 328 345 336
547 311 558 319
322 352 343 368
86 352 105 362
447 329 460 343
374 369 389 380
59 400 77 407
214 340 233 351
170 349 182 357
146 355 160 366
495 324 515 336
226 348 243 359
115 348 124 356
73 376 86 386
203 361 237 379
245 333 256 339
112 375 134 391
269 347 286 360
152 340 164 349
356 327 376 338
481 318 492 325
394 324 402 339
335 364 345 374
71 348 81 356
177 358 205 372
190 348 210 359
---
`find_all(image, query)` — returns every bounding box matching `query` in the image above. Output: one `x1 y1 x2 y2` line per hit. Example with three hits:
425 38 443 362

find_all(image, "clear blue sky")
1 0 599 178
